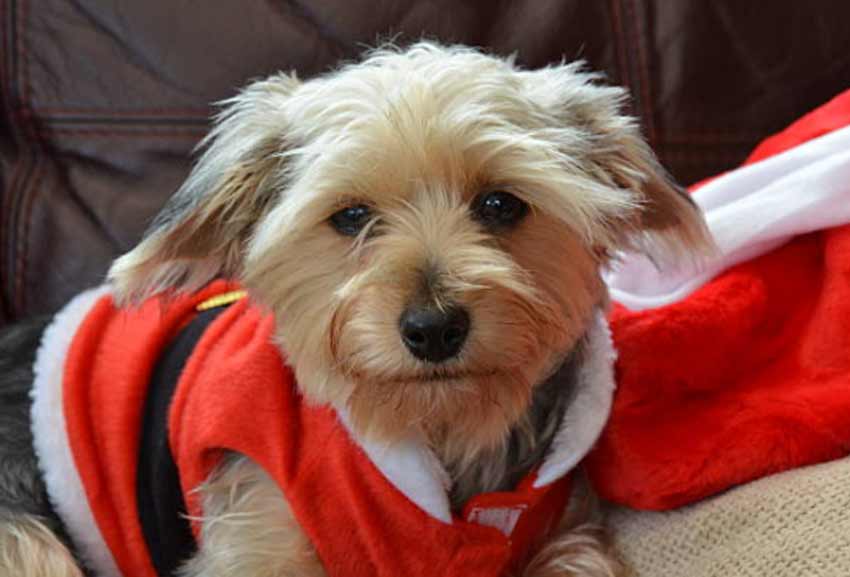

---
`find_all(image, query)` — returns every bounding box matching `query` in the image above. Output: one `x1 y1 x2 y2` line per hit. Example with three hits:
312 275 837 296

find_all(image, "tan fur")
0 514 84 577
37 41 713 576
178 456 325 577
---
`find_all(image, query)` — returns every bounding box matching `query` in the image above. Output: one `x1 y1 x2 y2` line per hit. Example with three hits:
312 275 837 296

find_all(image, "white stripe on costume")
535 310 617 487
606 124 850 310
30 286 122 577
337 410 454 523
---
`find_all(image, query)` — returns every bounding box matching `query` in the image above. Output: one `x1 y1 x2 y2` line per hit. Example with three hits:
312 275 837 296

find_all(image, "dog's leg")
0 512 83 577
178 455 325 577
523 477 623 577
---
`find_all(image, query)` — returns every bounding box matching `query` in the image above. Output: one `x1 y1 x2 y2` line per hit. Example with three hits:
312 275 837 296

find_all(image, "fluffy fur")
3 42 710 576
0 317 85 577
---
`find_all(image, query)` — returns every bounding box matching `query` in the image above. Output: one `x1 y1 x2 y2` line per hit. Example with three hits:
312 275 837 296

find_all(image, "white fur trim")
30 286 122 577
606 124 850 310
340 309 616 517
338 410 453 523
535 310 617 487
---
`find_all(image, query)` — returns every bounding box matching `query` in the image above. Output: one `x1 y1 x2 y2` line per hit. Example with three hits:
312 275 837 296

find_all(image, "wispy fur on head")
108 72 301 301
109 42 711 455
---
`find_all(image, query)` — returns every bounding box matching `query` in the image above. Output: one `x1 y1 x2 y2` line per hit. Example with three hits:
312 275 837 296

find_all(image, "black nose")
399 305 470 363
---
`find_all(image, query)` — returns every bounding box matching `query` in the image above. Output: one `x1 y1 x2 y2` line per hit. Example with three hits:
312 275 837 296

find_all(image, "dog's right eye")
329 204 372 236
471 190 529 230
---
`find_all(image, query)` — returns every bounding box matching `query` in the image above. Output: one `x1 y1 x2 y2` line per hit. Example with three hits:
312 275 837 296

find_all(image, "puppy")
0 43 710 577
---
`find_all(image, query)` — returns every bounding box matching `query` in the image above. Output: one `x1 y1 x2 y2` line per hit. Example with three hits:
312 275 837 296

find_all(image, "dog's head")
110 43 711 448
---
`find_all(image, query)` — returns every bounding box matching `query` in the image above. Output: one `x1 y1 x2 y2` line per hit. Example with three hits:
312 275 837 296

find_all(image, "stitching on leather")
34 106 211 116
14 0 47 315
607 0 632 93
40 128 204 138
624 0 655 144
0 0 11 317
660 148 747 160
13 0 27 313
9 0 32 316
0 0 7 96
661 133 769 143
13 152 43 314
18 0 27 105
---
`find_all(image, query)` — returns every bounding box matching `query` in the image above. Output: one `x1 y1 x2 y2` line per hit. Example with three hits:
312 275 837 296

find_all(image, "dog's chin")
344 363 538 448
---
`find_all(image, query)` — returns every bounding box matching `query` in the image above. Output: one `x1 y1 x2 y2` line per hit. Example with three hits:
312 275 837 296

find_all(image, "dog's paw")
522 523 623 577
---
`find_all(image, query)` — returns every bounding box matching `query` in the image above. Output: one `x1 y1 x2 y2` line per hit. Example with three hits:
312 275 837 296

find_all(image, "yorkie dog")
0 43 710 577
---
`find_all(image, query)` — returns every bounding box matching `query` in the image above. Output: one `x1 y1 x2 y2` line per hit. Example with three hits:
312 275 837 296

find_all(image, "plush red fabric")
586 90 850 510
64 282 571 577
64 281 239 577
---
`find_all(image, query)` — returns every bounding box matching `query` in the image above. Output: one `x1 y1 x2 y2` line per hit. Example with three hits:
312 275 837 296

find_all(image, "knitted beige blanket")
607 456 850 576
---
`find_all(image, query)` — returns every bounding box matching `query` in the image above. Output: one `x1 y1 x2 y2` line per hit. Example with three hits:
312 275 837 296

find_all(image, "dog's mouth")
395 367 502 385
349 366 503 386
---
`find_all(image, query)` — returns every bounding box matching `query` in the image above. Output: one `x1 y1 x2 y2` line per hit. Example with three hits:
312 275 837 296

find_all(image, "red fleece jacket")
60 283 571 577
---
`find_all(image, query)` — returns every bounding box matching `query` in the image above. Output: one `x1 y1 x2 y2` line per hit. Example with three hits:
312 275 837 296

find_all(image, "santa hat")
587 90 850 510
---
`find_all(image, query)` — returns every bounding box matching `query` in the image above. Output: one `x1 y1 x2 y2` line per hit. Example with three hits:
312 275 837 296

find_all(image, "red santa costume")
29 283 616 577
587 89 850 509
29 89 850 576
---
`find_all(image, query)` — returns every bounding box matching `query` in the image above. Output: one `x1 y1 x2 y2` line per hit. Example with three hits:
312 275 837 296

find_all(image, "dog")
0 42 711 577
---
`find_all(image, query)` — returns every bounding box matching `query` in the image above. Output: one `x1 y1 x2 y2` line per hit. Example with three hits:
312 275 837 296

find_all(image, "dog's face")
109 44 710 448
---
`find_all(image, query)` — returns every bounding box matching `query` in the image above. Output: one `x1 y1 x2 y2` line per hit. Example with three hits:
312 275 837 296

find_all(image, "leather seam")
13 155 43 314
32 107 211 117
0 0 11 320
607 0 632 102
13 0 45 316
39 128 205 138
624 0 655 144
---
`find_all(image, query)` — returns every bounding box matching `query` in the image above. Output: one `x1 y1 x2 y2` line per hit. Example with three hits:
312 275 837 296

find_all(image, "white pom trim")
535 310 617 487
337 410 453 523
30 285 122 577
606 123 850 310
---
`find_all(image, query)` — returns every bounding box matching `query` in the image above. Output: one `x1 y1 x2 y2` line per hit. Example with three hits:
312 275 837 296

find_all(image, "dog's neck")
437 343 583 511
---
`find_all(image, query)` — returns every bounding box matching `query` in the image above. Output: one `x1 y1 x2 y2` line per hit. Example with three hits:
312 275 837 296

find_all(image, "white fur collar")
339 309 617 523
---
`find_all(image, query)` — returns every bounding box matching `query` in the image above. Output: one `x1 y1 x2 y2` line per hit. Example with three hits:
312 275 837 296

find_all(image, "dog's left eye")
329 204 372 236
472 191 529 229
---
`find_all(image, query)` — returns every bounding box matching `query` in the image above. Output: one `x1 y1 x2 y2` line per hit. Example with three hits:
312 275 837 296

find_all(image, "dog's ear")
108 73 300 303
522 63 714 263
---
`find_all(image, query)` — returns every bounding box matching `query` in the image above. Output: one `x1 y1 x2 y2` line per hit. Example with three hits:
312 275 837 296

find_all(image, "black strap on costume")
136 305 228 576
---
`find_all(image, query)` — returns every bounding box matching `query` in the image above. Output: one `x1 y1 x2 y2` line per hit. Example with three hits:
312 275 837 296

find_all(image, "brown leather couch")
3 0 850 325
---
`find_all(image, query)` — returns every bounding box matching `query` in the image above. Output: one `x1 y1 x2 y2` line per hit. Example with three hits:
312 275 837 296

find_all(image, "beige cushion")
607 456 850 576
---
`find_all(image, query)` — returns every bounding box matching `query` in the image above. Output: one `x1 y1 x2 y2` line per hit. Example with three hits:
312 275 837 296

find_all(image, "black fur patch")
0 317 77 552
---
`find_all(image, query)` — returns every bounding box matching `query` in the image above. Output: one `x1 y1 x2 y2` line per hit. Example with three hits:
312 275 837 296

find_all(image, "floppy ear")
591 110 715 263
108 72 300 303
522 62 714 263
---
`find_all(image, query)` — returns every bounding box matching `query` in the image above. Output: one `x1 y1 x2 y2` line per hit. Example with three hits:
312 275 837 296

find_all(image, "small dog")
0 43 710 577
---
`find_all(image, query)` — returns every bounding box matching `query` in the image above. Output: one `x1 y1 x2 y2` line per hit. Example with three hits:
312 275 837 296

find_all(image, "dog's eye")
472 191 528 229
329 204 372 236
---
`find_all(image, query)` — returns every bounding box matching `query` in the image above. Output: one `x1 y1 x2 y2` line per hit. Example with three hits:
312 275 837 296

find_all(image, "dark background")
3 0 850 325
